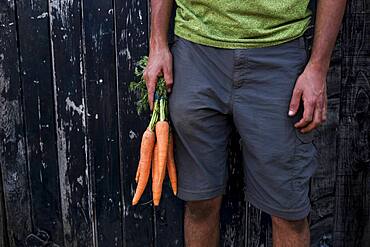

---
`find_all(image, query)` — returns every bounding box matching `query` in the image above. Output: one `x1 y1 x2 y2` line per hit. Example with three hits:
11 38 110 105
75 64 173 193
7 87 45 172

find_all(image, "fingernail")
288 110 294 116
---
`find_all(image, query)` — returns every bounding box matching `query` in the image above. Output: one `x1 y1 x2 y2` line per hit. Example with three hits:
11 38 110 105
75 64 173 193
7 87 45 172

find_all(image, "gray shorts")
168 35 318 220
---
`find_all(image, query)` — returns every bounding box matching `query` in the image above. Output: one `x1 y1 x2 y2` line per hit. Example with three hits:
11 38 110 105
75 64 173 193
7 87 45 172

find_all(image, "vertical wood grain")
333 0 370 246
0 0 32 246
220 130 246 247
0 160 8 247
15 0 64 244
114 0 154 245
81 0 123 245
48 0 94 245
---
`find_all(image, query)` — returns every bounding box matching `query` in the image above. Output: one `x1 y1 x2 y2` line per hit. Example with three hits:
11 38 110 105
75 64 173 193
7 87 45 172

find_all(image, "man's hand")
143 47 173 110
288 0 346 133
144 0 174 110
288 63 328 133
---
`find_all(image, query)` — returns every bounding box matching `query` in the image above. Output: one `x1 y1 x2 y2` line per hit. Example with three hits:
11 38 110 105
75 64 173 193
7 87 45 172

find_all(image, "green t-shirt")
174 0 312 48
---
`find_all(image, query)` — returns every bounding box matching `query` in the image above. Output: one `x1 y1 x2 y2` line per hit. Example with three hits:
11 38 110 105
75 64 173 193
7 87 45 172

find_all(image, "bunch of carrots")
129 56 177 206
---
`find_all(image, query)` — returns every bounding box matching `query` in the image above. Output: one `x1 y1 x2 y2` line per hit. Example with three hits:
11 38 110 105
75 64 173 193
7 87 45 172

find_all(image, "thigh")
233 37 319 220
169 36 234 201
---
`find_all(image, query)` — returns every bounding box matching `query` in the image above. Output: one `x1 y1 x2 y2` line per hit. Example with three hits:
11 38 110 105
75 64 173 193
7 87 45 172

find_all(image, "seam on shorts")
177 185 227 201
246 193 311 220
230 49 237 113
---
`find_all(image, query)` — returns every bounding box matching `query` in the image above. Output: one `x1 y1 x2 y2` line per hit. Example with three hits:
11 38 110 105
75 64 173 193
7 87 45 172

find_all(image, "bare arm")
144 0 174 110
289 0 347 133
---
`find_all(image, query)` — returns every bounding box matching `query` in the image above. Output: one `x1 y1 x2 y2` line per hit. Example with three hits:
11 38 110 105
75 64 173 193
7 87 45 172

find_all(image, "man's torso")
174 0 312 48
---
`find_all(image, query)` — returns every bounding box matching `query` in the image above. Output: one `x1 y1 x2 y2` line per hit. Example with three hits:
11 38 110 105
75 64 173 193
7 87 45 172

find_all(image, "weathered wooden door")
0 0 369 246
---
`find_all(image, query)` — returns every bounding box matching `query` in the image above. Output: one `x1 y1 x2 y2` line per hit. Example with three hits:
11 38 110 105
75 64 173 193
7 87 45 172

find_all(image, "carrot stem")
159 98 166 122
148 100 159 131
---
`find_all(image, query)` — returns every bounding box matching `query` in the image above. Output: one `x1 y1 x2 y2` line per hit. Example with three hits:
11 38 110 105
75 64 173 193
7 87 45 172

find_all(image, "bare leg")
272 215 310 247
184 196 222 247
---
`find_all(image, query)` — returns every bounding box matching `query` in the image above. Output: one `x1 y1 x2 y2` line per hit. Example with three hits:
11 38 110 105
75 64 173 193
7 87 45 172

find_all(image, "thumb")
289 89 302 116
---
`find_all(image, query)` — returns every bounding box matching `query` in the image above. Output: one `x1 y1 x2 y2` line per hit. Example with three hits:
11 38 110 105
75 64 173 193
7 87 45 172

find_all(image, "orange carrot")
167 132 177 195
152 120 169 205
132 128 155 205
135 163 141 183
152 143 159 181
152 143 161 206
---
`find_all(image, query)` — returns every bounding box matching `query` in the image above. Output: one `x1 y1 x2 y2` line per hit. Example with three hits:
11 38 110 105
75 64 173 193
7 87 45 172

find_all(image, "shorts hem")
176 186 227 201
246 193 311 221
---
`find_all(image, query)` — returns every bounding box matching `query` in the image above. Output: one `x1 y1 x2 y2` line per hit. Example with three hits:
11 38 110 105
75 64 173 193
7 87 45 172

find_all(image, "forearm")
149 0 174 51
308 0 347 74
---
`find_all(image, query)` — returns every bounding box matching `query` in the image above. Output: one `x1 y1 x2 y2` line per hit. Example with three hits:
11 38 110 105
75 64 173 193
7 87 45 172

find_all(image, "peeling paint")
128 130 137 139
36 12 48 19
77 175 83 186
50 0 75 28
119 47 131 60
0 64 21 141
65 96 84 116
56 123 73 244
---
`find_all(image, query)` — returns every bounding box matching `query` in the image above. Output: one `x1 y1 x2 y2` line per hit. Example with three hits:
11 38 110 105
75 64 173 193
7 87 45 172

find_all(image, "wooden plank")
0 0 33 246
334 1 370 245
153 183 184 247
220 130 246 247
0 163 8 247
245 206 272 247
15 0 64 244
114 0 155 245
48 0 94 246
81 0 122 246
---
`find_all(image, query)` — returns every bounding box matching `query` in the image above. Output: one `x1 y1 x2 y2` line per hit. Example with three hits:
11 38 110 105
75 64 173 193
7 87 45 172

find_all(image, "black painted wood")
81 0 122 246
0 160 8 247
0 0 32 245
153 178 184 247
15 0 64 245
114 0 154 246
333 1 370 246
48 0 93 245
220 129 246 247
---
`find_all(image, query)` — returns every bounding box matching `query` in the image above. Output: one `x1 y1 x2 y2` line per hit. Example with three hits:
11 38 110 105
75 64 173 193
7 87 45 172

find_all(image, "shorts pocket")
295 128 315 144
290 103 316 144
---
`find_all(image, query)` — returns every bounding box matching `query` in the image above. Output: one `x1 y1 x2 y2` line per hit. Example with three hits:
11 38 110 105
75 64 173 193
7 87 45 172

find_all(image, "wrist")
149 36 169 51
306 59 330 76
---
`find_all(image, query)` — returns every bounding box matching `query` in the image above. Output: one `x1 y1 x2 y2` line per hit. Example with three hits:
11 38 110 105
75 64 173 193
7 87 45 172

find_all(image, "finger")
300 106 322 133
146 76 157 111
294 98 315 128
163 65 173 93
289 88 303 116
143 70 148 83
322 96 328 122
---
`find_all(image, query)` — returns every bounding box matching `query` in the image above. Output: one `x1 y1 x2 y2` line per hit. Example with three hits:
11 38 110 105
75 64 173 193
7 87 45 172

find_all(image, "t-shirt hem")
174 26 310 49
